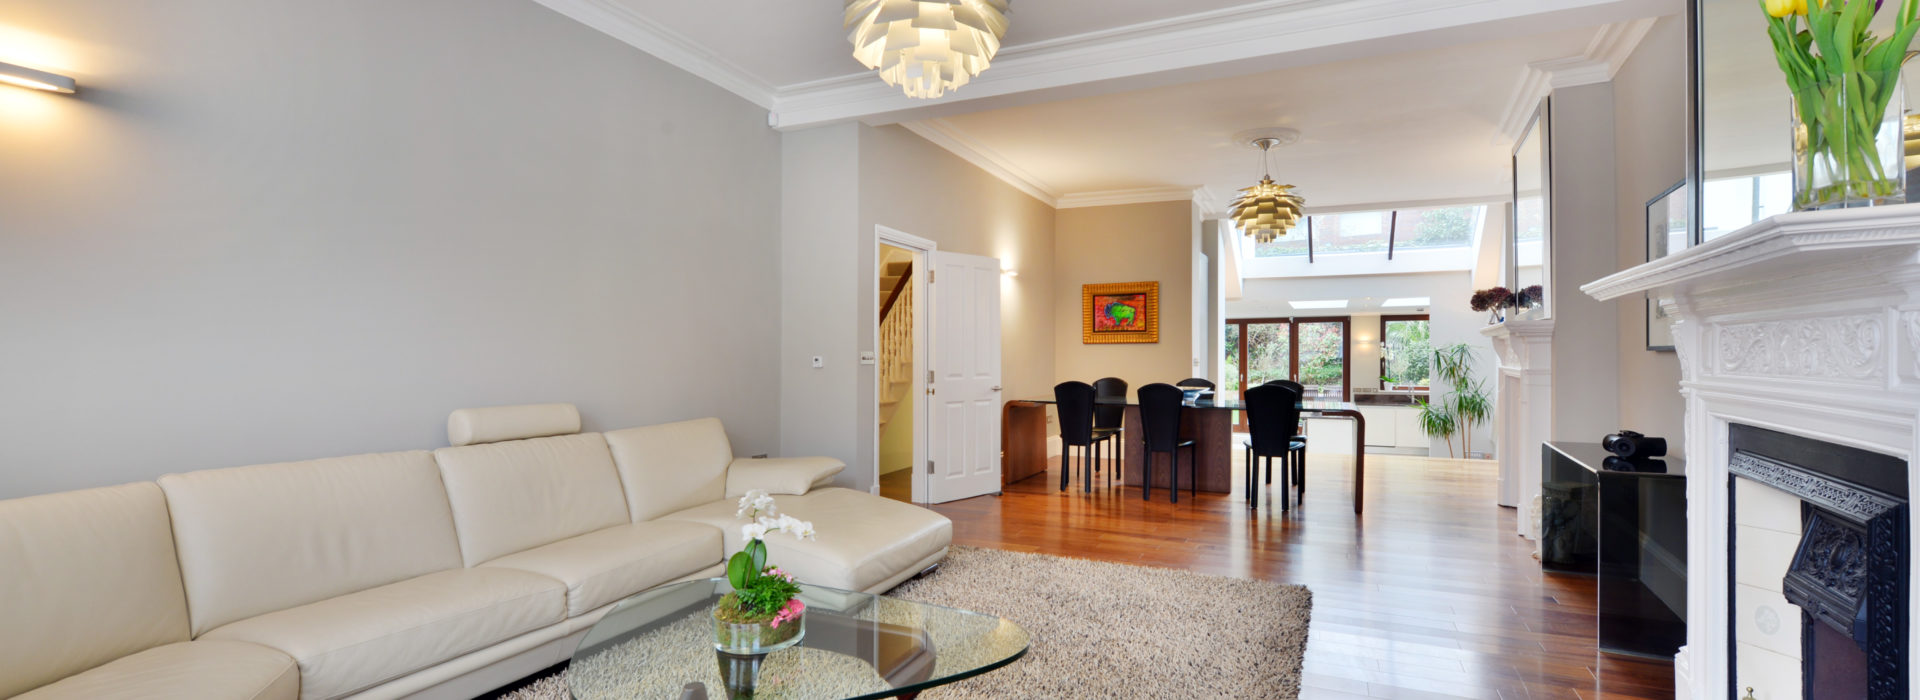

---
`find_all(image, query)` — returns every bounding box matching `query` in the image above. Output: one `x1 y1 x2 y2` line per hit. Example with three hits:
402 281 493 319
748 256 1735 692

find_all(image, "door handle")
990 386 1002 392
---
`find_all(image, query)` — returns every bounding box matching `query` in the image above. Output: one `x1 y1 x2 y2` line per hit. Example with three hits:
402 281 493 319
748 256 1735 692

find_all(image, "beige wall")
1054 201 1197 390
1610 16 1689 457
853 124 1057 493
0 0 782 500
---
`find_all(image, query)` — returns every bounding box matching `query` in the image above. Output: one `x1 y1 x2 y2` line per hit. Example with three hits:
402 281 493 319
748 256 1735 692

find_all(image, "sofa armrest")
725 457 845 497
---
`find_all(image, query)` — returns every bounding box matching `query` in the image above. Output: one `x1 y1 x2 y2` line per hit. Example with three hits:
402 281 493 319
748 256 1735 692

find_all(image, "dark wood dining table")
1000 395 1368 513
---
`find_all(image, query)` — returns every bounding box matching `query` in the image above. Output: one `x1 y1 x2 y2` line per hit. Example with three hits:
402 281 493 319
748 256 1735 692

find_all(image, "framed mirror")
1694 0 1914 242
1511 99 1550 319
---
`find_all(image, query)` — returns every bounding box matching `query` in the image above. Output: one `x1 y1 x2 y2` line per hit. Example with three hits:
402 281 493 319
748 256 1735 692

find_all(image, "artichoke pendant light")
1230 136 1306 244
846 0 1011 99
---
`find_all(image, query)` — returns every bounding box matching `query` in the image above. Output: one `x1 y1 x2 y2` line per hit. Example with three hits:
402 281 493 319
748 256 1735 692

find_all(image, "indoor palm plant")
1418 343 1491 458
714 490 816 653
1762 0 1920 208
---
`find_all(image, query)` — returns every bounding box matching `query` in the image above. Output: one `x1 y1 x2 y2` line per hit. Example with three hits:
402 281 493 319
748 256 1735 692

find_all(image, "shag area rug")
499 546 1311 699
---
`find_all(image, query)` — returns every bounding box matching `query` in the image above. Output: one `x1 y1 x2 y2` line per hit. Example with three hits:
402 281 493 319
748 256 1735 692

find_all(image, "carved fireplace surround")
1584 205 1920 700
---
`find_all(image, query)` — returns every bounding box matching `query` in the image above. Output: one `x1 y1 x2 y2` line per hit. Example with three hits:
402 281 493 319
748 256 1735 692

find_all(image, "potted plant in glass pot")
714 490 816 654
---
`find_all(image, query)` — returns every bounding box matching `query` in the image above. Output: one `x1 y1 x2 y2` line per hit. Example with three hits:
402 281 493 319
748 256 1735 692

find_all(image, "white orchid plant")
723 490 816 625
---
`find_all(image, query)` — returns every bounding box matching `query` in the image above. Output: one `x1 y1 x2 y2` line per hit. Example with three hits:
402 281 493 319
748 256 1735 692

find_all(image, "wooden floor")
922 451 1675 700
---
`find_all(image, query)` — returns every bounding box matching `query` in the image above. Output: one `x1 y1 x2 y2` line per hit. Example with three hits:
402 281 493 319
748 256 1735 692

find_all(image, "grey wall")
1547 82 1624 444
1610 16 1688 458
0 0 782 499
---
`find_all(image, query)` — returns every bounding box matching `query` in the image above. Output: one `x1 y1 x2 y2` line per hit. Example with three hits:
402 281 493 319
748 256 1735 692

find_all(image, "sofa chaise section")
0 482 298 700
605 417 953 594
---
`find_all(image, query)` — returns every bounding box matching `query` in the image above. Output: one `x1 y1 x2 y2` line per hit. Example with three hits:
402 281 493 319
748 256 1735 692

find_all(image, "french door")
1225 316 1351 406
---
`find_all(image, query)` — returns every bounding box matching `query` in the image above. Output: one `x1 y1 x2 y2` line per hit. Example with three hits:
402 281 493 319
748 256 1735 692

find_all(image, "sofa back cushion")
434 432 630 566
157 450 465 636
0 482 190 698
605 418 734 522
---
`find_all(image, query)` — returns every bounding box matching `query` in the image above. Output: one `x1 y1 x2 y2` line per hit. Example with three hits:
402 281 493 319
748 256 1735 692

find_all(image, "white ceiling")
585 0 1267 88
534 0 1679 208
922 25 1603 211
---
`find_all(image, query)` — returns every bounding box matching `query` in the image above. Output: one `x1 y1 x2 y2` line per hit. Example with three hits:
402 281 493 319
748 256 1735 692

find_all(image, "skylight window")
1289 300 1348 310
1381 297 1430 307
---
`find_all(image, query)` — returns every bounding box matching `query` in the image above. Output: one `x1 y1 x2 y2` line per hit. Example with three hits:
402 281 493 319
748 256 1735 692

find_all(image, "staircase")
878 249 914 436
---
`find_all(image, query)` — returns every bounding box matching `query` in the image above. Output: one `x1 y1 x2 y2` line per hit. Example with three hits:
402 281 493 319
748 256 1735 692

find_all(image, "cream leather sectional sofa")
0 405 952 700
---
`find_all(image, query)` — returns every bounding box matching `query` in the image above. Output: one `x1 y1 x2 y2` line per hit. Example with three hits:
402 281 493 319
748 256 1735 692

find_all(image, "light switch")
811 356 825 368
859 351 877 365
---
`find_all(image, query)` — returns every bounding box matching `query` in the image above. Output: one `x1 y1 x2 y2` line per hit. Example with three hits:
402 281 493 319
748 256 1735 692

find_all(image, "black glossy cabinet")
1541 442 1688 658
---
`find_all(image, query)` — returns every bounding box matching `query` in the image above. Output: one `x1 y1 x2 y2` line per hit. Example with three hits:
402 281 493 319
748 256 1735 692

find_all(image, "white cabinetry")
1354 406 1428 450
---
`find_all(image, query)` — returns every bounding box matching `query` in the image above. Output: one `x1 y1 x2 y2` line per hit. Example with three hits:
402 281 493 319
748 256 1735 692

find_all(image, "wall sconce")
1001 267 1018 278
0 60 76 94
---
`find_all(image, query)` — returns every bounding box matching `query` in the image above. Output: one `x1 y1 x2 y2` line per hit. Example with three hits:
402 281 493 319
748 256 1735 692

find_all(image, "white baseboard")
1673 646 1691 700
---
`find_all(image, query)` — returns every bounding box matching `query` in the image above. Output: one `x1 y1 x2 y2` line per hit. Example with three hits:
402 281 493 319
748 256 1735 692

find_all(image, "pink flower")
769 598 806 628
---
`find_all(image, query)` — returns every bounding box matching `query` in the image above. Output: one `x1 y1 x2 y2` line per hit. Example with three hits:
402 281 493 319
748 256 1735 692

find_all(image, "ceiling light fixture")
0 60 76 94
1230 131 1305 243
1289 300 1347 310
846 0 1010 100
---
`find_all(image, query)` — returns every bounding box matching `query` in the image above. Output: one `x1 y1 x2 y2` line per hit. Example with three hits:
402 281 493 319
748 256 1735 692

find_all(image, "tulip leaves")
1760 0 1918 207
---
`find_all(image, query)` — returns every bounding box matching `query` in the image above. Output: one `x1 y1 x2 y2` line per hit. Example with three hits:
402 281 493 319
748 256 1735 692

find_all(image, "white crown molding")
1057 186 1209 210
772 0 1672 130
1495 17 1658 142
899 119 1061 207
530 0 776 109
1193 186 1224 218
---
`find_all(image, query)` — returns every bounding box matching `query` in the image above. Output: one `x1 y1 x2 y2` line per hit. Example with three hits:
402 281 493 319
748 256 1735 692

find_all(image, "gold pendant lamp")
1230 135 1306 244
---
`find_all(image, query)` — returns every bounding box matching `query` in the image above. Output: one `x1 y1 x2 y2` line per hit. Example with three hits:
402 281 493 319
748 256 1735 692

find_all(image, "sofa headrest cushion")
447 403 581 446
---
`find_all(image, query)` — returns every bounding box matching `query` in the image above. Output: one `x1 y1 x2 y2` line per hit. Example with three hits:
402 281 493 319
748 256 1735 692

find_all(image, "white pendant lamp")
846 0 1010 99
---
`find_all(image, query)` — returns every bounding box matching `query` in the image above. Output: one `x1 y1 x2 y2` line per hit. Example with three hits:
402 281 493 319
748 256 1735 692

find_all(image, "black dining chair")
1053 381 1118 493
1263 379 1310 492
1245 383 1306 511
1091 377 1128 480
1137 383 1197 503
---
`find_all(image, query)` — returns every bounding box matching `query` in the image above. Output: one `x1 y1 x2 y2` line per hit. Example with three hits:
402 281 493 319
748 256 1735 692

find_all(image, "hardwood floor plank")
923 452 1674 699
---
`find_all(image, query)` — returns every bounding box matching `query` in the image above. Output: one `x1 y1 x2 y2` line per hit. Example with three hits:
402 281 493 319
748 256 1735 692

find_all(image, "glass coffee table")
568 578 1030 699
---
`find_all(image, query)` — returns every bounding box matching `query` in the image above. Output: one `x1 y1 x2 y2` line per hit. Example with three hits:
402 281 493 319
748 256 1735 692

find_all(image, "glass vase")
1792 70 1907 210
713 607 805 654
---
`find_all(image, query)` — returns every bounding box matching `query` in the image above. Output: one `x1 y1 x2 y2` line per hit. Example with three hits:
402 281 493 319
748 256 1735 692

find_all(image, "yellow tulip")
1763 0 1809 16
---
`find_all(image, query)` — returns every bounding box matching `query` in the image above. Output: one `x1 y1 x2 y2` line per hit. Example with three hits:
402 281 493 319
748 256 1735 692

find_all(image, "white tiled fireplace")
1584 206 1920 700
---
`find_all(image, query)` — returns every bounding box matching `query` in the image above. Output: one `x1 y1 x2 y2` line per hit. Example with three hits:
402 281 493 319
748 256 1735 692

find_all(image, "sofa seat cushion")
480 520 724 617
662 488 951 593
15 640 298 700
201 567 564 700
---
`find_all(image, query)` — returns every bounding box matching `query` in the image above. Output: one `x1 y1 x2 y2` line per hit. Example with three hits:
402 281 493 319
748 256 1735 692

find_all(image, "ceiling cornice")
530 0 777 109
770 0 1673 130
1494 17 1658 142
899 120 1062 207
1057 186 1211 210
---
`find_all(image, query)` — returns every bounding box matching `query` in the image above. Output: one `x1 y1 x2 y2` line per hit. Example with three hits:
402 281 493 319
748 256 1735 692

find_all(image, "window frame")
1378 313 1432 390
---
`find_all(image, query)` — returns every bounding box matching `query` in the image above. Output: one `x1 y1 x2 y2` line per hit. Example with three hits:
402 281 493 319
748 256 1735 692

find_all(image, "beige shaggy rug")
498 546 1311 699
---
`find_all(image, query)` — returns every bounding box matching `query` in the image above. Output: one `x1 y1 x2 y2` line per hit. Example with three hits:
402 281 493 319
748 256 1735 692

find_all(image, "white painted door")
926 251 1002 504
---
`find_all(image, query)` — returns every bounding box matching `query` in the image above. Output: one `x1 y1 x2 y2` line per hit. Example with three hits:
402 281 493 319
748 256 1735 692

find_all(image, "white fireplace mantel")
1482 318 1554 538
1583 203 1920 700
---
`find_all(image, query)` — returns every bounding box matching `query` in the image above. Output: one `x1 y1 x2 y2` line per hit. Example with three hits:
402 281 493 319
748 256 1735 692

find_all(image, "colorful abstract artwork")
1081 282 1159 344
1093 294 1147 332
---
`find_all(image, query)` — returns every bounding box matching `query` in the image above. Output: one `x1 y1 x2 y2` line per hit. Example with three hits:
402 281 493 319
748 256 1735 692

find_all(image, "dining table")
1000 394 1368 513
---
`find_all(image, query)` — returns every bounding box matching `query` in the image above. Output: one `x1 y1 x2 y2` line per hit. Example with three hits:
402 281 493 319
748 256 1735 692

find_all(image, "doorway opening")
877 242 920 503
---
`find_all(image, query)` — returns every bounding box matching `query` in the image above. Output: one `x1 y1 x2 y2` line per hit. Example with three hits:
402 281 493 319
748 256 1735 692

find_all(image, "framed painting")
1082 281 1159 344
1645 180 1688 352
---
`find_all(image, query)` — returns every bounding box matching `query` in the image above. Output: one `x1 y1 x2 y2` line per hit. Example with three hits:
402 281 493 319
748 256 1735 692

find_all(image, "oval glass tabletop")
568 578 1030 700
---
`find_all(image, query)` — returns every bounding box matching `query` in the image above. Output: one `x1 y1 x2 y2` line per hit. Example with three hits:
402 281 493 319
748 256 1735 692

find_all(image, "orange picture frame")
1082 281 1159 344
